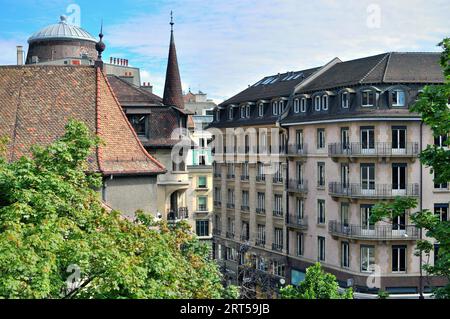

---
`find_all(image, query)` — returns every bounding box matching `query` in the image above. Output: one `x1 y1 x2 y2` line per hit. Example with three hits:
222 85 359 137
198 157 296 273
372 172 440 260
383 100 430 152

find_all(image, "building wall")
103 175 158 217
26 40 97 64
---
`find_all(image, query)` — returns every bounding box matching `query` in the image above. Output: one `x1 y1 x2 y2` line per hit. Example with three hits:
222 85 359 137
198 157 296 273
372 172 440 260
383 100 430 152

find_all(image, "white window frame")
228 108 233 120
258 103 264 117
300 98 307 112
322 95 328 110
296 232 304 256
294 99 300 113
361 90 375 107
342 242 350 268
361 246 375 273
240 106 245 118
318 237 326 262
246 105 251 118
342 92 349 108
272 101 278 115
392 90 406 107
314 96 321 111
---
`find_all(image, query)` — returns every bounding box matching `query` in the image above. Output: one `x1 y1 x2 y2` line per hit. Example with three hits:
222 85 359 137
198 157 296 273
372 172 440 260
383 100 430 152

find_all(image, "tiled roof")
0 65 165 175
163 31 185 109
106 75 163 106
220 67 320 106
299 52 443 92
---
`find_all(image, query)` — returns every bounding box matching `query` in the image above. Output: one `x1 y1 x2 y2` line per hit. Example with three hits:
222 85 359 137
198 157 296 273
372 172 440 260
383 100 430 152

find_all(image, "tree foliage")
371 38 450 299
279 263 353 299
0 120 233 299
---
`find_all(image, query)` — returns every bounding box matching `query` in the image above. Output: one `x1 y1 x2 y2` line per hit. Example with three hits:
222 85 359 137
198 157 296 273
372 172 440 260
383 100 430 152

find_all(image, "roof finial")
170 11 174 32
95 19 106 68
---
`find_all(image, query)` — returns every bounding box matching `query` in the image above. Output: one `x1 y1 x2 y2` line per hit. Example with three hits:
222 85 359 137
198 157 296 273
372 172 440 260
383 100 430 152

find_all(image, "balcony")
273 176 284 185
273 211 284 219
287 144 308 157
287 215 308 230
227 174 235 180
329 221 420 241
214 173 222 179
167 207 189 221
213 229 222 236
329 183 420 199
256 175 266 182
256 208 266 216
226 232 235 239
240 175 250 182
255 239 266 247
214 201 222 207
272 243 283 252
328 142 420 160
240 234 250 242
227 203 235 209
241 205 250 213
288 179 308 195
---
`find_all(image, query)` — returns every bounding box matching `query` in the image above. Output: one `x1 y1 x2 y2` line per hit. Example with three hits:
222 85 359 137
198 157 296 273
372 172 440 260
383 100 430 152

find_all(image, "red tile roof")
0 65 165 175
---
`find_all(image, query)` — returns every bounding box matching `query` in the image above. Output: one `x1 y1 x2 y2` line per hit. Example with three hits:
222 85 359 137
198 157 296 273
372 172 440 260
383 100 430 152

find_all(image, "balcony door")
341 163 350 189
392 212 407 237
392 127 407 155
361 205 375 236
341 127 350 152
392 163 407 196
296 162 303 185
296 130 304 151
361 127 375 154
361 164 375 195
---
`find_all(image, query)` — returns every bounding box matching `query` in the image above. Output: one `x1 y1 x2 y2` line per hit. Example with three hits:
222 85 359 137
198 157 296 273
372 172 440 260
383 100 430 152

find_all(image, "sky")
0 0 449 103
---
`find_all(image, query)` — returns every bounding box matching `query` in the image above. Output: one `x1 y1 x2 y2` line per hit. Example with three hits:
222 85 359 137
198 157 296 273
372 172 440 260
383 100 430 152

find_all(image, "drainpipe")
419 122 424 299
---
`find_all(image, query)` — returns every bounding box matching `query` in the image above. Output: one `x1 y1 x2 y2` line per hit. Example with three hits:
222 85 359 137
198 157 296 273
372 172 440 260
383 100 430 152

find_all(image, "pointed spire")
163 11 185 109
95 19 106 68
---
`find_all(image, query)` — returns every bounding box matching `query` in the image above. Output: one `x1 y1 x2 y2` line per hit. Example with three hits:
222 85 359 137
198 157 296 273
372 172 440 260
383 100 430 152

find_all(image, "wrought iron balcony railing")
287 144 308 156
227 174 235 180
241 205 250 212
226 232 235 239
167 207 189 221
240 175 250 181
288 179 308 194
329 182 420 198
227 203 235 209
287 215 308 230
328 142 420 158
256 175 266 182
329 221 420 240
272 243 283 252
256 208 266 215
213 229 222 236
273 211 284 218
214 201 222 207
273 176 284 184
255 239 266 247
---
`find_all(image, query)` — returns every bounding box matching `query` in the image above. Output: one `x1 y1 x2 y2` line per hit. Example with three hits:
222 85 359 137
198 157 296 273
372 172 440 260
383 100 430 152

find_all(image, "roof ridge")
360 53 390 84
99 69 166 172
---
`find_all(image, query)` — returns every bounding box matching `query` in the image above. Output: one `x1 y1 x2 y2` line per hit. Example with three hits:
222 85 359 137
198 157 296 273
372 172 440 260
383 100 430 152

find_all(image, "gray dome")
28 16 97 44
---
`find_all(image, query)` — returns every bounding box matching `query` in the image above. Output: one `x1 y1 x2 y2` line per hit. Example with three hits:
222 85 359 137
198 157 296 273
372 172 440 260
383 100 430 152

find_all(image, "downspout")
419 121 424 299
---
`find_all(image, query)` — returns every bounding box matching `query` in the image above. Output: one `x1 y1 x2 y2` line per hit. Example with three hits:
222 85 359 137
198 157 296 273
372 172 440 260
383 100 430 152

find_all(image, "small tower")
95 21 106 69
163 11 185 109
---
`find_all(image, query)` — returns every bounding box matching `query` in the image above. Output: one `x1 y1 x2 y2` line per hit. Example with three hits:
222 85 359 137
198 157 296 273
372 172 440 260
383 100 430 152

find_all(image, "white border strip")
282 117 422 126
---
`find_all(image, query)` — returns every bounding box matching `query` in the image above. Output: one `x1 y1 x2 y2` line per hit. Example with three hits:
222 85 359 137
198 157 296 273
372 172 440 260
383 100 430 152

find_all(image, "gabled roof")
220 67 320 106
107 75 163 106
0 65 165 175
299 52 443 92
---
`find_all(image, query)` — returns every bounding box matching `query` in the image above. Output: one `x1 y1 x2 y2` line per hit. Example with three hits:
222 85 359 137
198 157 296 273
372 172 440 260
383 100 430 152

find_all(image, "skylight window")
262 77 274 85
293 73 303 80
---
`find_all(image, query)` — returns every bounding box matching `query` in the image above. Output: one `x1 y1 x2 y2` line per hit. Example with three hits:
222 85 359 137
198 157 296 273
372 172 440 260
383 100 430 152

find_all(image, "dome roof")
28 16 97 44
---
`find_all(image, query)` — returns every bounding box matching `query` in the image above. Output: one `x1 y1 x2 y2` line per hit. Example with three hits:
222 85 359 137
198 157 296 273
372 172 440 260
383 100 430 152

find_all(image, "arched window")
294 99 300 113
314 96 321 111
322 95 328 110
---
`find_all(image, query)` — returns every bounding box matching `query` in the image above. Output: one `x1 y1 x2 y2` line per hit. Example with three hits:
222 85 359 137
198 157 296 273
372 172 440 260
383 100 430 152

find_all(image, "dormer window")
300 98 307 112
273 101 278 115
322 95 328 111
240 106 246 118
342 92 349 108
279 100 284 114
392 90 406 107
314 96 321 111
294 99 300 113
246 105 251 118
362 90 375 107
258 103 264 117
228 108 234 120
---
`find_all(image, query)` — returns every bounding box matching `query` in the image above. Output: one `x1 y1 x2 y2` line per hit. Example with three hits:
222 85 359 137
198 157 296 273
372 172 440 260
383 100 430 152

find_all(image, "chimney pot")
16 46 24 66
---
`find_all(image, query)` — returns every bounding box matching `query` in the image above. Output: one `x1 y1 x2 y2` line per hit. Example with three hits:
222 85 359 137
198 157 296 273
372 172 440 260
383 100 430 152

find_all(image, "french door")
392 127 407 154
361 164 375 195
361 127 375 154
361 205 375 236
392 163 407 196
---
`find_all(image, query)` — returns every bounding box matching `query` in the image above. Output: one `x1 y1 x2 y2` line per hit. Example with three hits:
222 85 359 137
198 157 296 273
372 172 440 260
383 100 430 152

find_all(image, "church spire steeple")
163 11 185 109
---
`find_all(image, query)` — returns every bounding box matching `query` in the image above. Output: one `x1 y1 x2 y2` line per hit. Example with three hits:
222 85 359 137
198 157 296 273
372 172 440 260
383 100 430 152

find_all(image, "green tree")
0 120 233 299
280 263 353 299
371 38 450 299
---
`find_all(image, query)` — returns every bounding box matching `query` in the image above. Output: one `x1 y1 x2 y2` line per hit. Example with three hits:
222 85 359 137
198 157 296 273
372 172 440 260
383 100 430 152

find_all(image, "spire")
95 20 106 69
163 11 185 109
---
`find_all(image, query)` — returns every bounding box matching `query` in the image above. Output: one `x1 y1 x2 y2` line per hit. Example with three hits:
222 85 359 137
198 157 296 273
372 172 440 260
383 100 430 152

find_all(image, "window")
257 192 266 213
274 228 283 251
361 164 375 191
197 196 208 211
361 90 375 107
216 110 220 121
361 205 375 230
341 127 350 150
393 211 406 231
198 176 207 188
294 99 300 113
434 172 448 190
273 261 286 277
257 224 266 245
256 257 267 271
296 233 304 256
434 204 448 222
274 162 283 182
361 246 375 272
227 217 235 234
240 106 246 118
257 162 265 181
214 187 221 203
300 98 307 112
258 103 264 117
127 114 148 137
341 203 349 227
392 90 406 107
241 221 250 241
314 96 321 111
317 162 326 188
341 163 349 188
296 130 304 151
317 128 326 149
227 189 235 206
322 95 328 110
196 220 209 237
392 126 407 151
296 162 304 183
435 135 448 148
242 161 249 179
241 191 249 210
272 101 278 115
392 246 407 272
246 105 251 118
318 237 326 261
274 194 283 216
318 200 326 224
392 163 407 192
434 244 440 265
342 92 349 108
361 127 375 151
279 100 284 114
342 242 350 268
227 163 235 178
228 108 233 120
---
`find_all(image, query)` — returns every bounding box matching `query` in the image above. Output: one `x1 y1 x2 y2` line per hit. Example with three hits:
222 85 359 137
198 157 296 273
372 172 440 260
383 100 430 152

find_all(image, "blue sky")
0 0 449 103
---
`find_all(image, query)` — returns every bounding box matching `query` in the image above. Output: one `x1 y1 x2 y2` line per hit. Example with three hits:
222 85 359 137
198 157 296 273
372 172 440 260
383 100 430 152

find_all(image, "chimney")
141 82 153 94
16 46 24 65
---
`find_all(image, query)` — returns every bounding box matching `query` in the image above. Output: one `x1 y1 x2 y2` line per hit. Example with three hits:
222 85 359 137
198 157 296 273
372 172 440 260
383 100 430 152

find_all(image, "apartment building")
210 52 448 294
